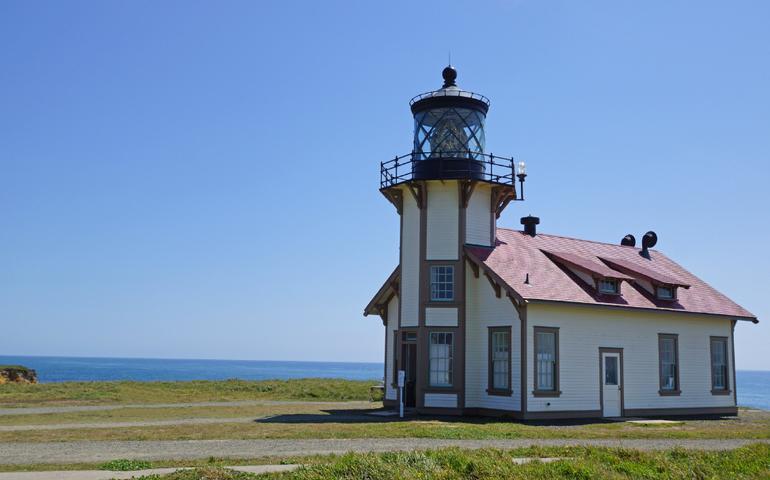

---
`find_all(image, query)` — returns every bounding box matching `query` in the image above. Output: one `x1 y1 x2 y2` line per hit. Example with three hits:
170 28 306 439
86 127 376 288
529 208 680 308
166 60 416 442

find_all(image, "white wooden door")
601 352 622 417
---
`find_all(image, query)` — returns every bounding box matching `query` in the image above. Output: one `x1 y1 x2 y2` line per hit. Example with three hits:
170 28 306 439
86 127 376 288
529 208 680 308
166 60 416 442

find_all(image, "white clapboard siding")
425 307 458 327
466 184 492 246
426 181 459 260
385 295 399 401
465 267 521 411
526 303 736 412
424 393 458 408
400 191 420 327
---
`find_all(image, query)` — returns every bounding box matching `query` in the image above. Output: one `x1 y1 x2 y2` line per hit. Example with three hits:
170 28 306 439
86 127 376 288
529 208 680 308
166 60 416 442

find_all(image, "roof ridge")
496 226 659 251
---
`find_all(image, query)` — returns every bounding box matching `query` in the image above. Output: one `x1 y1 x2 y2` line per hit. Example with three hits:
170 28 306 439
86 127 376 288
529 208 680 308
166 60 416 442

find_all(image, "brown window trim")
425 301 463 308
710 336 731 395
533 326 561 397
658 333 681 396
391 330 398 388
427 330 455 389
428 264 456 303
487 326 512 396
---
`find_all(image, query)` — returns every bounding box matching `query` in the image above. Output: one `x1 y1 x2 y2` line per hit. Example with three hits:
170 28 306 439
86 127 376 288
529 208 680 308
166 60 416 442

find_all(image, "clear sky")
1 1 769 370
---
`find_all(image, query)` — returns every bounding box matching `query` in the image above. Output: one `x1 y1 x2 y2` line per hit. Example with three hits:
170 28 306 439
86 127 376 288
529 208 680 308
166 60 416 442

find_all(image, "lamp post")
517 161 527 200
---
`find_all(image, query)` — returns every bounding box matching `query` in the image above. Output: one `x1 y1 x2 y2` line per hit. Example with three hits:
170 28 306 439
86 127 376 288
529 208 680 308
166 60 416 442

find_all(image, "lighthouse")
365 66 754 420
367 66 525 412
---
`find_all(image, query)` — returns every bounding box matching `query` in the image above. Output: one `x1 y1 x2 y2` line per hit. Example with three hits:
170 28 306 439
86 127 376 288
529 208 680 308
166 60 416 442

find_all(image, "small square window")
657 286 674 300
598 279 619 294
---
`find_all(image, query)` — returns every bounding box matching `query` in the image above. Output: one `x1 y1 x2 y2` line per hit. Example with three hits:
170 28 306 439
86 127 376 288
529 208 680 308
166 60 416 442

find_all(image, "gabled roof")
466 228 757 322
363 266 400 322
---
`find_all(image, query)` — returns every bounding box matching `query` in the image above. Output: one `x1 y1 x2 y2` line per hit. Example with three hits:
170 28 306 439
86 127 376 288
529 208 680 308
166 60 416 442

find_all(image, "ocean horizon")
2 355 768 410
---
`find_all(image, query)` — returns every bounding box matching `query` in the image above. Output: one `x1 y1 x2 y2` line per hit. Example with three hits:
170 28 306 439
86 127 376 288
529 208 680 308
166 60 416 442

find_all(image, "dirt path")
0 401 370 417
1 438 767 465
0 413 375 432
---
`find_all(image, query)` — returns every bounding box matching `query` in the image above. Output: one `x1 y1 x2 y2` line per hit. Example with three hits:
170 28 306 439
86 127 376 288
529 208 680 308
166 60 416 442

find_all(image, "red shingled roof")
543 250 634 281
599 256 691 288
466 228 757 322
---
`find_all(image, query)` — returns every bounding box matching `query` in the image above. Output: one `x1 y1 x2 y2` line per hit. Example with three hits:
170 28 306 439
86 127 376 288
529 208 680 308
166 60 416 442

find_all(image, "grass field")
0 379 380 407
119 444 770 479
1 402 769 443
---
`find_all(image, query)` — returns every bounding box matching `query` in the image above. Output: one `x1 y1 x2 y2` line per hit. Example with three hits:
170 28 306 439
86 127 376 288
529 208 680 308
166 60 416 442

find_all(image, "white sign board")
397 370 405 388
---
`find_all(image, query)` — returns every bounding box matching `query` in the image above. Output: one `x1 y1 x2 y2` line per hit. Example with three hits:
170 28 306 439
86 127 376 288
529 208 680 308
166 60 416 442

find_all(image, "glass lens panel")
413 107 486 159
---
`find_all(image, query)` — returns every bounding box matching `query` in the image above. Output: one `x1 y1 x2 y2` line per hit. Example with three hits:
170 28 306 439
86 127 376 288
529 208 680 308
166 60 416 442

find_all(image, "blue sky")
1 1 769 369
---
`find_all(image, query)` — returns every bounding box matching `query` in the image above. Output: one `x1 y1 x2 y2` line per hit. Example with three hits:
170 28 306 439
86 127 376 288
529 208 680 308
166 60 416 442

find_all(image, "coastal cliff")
0 365 38 384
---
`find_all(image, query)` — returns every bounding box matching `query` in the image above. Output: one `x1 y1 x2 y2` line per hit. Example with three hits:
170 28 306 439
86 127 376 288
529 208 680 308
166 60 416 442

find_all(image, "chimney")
521 215 540 236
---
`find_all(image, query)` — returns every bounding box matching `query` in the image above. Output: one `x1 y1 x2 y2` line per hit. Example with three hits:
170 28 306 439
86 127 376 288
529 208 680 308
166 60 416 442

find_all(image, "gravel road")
0 401 370 417
1 438 767 465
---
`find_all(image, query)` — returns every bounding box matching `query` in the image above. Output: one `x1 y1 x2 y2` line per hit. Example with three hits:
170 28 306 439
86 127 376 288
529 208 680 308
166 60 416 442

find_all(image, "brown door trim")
598 347 624 418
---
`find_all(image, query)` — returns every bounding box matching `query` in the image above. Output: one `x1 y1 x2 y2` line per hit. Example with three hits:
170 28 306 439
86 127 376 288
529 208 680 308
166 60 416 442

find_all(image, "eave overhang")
363 266 400 324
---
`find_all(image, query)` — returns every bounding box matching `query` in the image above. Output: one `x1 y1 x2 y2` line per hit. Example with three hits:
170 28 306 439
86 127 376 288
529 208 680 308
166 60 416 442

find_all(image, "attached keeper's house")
364 66 758 419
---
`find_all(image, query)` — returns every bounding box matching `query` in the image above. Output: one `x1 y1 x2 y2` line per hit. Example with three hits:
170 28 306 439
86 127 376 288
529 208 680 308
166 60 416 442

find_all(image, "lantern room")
409 66 490 180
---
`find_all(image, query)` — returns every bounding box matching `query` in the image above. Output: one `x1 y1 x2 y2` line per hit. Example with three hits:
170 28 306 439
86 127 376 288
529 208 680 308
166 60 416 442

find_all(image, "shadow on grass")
255 409 624 427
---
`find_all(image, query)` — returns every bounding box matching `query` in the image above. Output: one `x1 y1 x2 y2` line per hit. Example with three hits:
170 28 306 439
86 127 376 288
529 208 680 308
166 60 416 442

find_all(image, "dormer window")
598 279 620 295
656 285 675 300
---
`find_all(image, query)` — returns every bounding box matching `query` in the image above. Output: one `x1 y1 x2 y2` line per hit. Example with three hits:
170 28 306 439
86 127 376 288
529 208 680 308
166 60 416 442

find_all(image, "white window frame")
428 331 454 387
430 265 455 302
488 327 511 393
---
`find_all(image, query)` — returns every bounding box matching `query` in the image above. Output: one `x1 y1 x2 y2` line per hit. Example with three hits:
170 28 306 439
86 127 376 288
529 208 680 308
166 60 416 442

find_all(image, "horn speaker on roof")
640 231 658 259
621 234 636 247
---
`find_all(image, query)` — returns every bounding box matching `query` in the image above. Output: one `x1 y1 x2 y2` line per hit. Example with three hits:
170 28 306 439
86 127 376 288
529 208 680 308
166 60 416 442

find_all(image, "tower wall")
399 190 420 328
426 182 459 260
465 184 494 246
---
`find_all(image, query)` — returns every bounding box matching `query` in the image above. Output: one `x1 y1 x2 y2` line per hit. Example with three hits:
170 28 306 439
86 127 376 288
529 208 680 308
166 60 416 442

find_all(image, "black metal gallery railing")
409 90 491 107
380 152 516 189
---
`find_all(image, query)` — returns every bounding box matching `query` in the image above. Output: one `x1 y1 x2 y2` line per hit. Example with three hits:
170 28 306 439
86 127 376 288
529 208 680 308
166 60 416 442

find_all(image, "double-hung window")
429 332 453 387
710 337 730 394
488 327 511 394
658 334 680 394
430 266 454 302
533 327 559 395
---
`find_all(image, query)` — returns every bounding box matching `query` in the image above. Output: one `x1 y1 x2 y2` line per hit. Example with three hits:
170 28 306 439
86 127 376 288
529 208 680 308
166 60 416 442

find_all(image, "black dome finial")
442 65 457 88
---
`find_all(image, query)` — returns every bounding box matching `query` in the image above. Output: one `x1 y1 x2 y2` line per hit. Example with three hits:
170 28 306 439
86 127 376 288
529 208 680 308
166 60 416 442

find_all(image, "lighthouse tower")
372 66 525 412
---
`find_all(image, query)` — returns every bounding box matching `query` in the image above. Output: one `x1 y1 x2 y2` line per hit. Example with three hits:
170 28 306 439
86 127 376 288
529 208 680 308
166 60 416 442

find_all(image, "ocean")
1 355 768 410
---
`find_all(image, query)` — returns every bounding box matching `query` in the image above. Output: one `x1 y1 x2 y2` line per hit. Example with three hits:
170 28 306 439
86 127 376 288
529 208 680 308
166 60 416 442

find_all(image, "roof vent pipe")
640 231 658 259
521 215 540 236
621 234 636 247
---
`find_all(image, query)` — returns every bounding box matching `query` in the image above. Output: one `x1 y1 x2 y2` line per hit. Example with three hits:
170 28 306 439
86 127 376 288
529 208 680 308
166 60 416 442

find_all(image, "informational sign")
397 370 405 388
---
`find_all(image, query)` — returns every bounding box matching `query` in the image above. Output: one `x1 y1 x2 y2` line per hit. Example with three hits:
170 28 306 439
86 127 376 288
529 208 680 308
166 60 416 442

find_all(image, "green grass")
123 444 770 479
100 458 153 471
0 455 321 473
0 379 381 407
2 407 768 443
